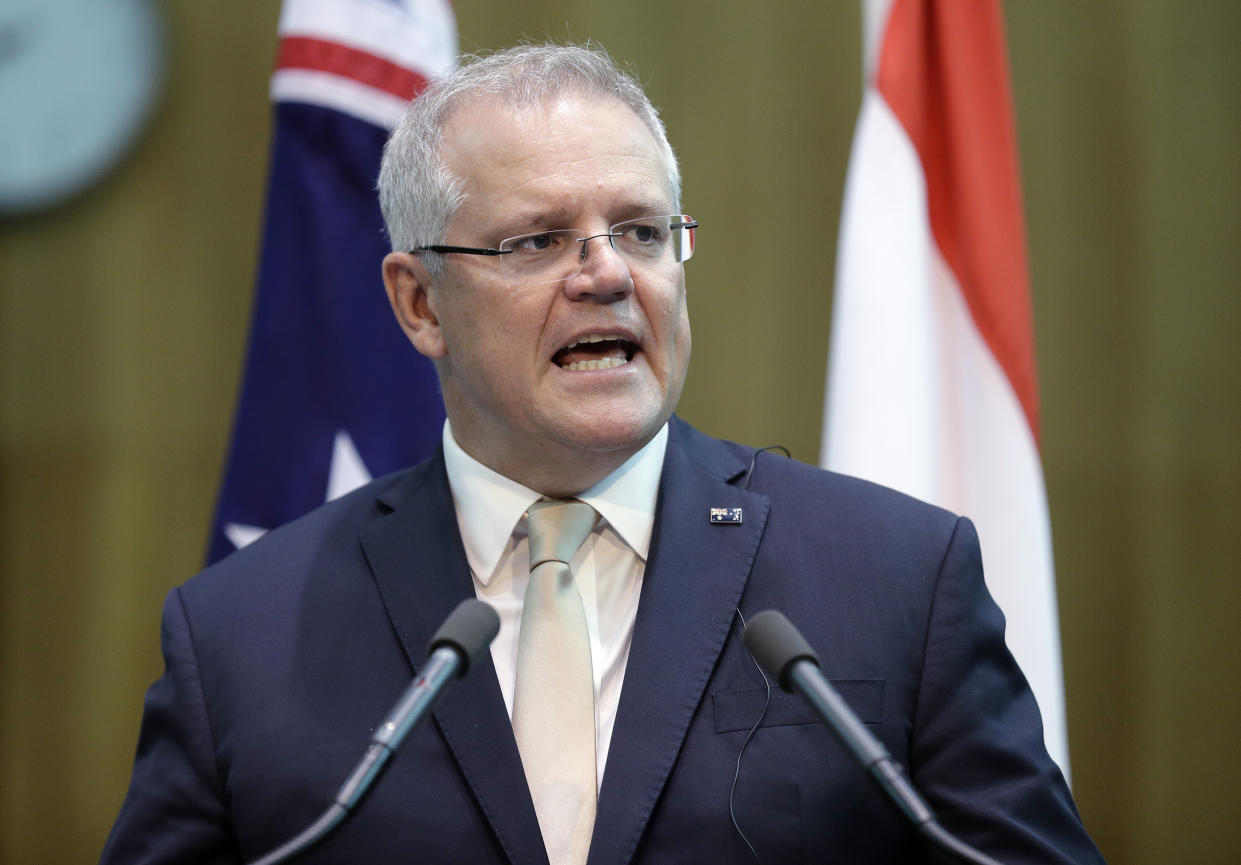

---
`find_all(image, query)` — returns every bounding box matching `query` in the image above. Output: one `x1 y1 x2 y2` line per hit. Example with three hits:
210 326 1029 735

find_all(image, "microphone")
742 609 1004 865
247 598 501 865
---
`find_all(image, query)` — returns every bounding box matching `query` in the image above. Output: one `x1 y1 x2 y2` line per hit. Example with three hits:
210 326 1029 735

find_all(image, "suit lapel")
589 420 770 865
361 453 549 865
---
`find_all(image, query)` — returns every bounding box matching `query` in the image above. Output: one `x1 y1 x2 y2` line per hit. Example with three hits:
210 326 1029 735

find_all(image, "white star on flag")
223 430 373 551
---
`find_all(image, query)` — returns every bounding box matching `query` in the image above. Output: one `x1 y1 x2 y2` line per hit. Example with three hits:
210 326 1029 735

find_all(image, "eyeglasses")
412 214 698 286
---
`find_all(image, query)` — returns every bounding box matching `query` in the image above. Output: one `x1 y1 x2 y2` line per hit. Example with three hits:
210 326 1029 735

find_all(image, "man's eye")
507 232 566 254
516 234 552 251
622 222 665 244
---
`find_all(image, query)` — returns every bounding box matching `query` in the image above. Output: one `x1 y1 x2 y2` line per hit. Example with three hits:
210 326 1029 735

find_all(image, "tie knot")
526 499 599 568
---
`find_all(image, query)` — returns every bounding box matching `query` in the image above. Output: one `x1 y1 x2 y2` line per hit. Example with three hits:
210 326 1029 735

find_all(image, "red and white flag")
822 0 1069 772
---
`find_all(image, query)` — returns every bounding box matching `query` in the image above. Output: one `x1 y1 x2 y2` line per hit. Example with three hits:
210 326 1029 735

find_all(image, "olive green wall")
2 2 1238 862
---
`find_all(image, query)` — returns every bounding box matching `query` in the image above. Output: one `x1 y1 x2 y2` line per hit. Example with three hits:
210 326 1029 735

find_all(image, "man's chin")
549 407 669 457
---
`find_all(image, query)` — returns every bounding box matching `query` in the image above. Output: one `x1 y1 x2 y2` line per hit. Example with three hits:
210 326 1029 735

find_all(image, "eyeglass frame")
410 214 699 281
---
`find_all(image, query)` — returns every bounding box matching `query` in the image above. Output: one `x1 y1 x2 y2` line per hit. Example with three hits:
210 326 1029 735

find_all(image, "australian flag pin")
710 507 743 524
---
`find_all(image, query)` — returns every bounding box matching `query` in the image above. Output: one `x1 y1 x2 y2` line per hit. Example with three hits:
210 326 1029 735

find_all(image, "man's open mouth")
553 334 638 371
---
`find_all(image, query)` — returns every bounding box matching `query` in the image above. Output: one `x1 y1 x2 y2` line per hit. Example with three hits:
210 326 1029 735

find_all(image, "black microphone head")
427 599 500 677
743 609 823 692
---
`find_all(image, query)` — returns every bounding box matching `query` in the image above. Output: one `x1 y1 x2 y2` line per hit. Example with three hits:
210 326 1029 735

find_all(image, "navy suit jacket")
102 418 1103 864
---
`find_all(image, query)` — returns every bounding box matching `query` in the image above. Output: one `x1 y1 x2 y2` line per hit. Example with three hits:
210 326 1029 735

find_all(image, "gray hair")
377 43 682 273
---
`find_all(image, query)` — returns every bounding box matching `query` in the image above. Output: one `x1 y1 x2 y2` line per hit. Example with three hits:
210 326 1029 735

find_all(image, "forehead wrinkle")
489 143 664 191
463 164 671 237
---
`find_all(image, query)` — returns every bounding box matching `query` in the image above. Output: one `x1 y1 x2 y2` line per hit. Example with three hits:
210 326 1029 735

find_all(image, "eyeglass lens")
497 214 695 285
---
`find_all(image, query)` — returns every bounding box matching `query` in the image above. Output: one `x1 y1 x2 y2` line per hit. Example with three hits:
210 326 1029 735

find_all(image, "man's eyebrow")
490 200 674 238
492 209 574 236
611 200 677 222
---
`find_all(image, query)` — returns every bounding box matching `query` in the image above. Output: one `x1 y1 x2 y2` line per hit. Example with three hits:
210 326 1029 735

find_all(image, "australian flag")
206 0 458 564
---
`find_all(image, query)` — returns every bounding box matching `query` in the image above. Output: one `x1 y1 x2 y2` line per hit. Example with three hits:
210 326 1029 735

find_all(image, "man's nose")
565 233 634 301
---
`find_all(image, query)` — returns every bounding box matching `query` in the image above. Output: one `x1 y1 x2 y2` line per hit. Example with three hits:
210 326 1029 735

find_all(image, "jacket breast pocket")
712 678 885 733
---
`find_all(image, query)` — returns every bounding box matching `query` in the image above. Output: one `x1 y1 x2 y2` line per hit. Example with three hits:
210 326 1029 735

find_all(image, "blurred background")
2 1 1239 862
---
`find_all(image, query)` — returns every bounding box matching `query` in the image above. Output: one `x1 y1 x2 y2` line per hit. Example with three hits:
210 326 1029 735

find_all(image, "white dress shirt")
441 421 668 788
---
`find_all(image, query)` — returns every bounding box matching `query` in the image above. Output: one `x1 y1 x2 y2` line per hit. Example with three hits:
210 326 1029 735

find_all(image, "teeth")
562 356 628 371
566 333 611 349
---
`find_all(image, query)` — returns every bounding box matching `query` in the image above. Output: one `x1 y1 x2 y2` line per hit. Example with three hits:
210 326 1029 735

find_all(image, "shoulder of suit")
670 416 963 529
185 458 436 595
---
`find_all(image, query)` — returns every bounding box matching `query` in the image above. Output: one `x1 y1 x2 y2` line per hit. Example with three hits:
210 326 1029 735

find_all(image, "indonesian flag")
822 0 1069 772
207 0 456 564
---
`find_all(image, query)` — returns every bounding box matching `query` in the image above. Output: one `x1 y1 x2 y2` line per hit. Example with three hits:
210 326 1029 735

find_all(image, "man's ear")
383 252 447 359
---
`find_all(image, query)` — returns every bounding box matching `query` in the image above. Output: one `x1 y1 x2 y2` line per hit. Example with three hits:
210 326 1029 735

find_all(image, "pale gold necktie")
512 498 600 865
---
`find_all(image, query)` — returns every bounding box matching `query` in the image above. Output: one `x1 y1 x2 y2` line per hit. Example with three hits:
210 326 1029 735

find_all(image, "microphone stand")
746 609 1004 865
246 599 499 865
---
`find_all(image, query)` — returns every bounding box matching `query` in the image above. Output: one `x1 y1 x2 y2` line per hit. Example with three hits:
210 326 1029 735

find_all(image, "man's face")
409 94 691 489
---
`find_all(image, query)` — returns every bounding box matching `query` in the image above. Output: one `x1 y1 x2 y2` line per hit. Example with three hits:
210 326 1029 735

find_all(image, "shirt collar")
442 421 669 586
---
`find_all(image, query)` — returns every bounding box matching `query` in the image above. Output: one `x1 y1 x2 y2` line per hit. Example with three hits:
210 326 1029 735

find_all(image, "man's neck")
443 419 668 499
446 430 658 499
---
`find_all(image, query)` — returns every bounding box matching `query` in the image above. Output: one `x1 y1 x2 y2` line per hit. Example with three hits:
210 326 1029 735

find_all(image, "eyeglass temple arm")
411 245 510 256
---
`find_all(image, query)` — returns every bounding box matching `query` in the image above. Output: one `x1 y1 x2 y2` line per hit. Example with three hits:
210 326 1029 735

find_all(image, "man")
102 44 1104 865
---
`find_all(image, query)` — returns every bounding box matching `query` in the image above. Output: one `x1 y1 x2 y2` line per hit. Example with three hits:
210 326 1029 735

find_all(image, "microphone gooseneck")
743 609 1004 865
246 598 500 865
